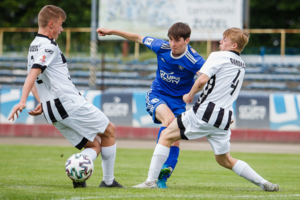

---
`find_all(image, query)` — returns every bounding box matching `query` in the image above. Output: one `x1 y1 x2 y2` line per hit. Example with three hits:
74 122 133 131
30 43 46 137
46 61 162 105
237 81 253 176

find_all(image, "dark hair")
167 22 191 40
38 5 66 28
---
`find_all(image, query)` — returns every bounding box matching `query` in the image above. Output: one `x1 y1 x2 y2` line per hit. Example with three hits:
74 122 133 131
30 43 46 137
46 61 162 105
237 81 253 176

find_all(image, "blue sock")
156 126 166 143
156 126 180 180
162 146 180 179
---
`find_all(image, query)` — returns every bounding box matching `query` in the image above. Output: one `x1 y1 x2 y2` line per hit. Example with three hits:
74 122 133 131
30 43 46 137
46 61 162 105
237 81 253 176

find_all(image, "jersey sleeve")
192 55 206 74
199 52 223 78
184 46 205 74
143 36 168 54
32 43 57 73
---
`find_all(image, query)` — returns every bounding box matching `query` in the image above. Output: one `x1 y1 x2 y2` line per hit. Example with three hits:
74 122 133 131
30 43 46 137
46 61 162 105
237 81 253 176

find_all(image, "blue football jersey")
143 36 205 97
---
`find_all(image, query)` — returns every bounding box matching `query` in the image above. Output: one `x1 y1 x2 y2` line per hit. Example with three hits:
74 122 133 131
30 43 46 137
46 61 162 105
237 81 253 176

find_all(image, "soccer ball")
65 153 94 182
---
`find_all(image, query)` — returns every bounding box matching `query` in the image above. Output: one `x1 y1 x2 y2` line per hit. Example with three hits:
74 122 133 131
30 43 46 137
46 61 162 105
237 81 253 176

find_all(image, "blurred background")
0 0 299 140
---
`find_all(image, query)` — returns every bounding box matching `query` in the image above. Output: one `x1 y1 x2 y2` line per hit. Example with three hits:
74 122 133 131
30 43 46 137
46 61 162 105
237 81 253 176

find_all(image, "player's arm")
31 84 40 103
28 84 43 116
8 68 41 121
97 28 145 44
183 73 210 103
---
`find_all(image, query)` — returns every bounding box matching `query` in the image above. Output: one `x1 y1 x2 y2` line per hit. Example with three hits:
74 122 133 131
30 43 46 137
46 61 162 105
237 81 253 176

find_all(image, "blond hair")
38 5 66 28
223 28 250 52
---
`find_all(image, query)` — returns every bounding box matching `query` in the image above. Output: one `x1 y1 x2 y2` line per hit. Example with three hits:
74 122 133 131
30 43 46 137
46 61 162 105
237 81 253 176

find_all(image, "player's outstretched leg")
232 160 279 191
216 153 280 192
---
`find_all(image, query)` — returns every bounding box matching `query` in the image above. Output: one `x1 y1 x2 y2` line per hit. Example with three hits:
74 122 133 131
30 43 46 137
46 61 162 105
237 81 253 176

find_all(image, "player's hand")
183 93 194 104
28 103 43 116
196 71 200 76
230 120 234 124
8 102 26 121
97 28 112 36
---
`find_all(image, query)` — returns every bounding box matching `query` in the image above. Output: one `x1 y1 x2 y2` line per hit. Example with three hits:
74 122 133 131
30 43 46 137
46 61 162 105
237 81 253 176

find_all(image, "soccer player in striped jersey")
97 23 205 188
133 28 279 191
8 5 124 189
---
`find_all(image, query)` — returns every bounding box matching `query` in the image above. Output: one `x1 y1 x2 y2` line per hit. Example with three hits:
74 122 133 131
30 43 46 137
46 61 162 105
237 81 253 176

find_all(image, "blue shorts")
145 89 186 124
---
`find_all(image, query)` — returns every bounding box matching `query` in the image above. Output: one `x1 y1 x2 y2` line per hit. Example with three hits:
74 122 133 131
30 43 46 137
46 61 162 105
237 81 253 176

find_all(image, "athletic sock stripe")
214 108 224 128
224 111 233 130
54 98 69 119
177 114 188 140
202 102 215 123
46 101 57 123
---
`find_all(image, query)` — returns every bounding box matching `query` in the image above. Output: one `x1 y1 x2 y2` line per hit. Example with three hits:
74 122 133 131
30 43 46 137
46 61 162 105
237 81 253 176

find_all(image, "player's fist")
97 28 112 36
28 103 43 116
183 93 193 104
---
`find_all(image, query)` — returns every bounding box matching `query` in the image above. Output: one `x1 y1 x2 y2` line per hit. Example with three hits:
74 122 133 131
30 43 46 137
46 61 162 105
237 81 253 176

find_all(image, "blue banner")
1 89 299 131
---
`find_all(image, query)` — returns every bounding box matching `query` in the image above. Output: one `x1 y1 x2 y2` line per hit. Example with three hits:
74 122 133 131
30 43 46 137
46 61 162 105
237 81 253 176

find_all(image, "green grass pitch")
1 144 299 200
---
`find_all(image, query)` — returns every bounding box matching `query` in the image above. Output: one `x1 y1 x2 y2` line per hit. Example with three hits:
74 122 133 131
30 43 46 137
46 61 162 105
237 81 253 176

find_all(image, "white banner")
99 0 243 41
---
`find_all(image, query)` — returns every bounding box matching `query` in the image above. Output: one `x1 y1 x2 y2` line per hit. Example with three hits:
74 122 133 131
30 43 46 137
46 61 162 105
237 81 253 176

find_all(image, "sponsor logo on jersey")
29 45 39 52
178 65 184 70
238 99 266 120
144 38 154 45
151 98 159 104
103 96 129 117
45 49 54 54
160 70 180 84
40 55 46 63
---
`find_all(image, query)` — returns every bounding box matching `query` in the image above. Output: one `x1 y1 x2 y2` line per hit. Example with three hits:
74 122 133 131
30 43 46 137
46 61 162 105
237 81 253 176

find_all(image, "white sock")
146 144 170 182
232 160 268 189
81 148 97 162
101 143 116 185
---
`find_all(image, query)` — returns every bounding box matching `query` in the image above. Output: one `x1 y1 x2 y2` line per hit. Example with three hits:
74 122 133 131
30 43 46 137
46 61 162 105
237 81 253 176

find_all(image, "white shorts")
178 109 231 155
53 102 109 150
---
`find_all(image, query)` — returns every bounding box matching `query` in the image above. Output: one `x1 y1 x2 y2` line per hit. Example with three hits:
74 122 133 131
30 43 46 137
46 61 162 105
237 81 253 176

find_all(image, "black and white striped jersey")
27 34 86 124
193 51 246 130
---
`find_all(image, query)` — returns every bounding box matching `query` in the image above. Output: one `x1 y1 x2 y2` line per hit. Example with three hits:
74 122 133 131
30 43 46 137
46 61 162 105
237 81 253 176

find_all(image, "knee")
160 129 174 145
162 116 175 127
100 122 116 140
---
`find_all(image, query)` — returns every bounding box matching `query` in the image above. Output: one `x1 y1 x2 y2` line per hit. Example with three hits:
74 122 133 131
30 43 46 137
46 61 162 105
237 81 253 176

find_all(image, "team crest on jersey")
178 65 184 70
40 55 46 63
144 38 154 45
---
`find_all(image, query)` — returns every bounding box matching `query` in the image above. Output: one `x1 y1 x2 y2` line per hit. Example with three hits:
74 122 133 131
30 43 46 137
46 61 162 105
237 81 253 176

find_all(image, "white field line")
57 194 300 200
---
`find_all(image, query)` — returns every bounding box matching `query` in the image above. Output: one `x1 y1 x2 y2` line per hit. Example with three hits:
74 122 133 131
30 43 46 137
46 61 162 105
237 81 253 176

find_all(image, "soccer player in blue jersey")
97 23 205 188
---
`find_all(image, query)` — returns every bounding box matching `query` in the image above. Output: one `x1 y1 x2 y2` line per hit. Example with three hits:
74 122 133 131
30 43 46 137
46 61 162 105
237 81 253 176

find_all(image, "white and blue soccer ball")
65 153 94 182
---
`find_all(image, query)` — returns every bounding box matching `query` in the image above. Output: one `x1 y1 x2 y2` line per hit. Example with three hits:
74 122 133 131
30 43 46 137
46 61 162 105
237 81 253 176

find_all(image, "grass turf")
0 144 299 200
